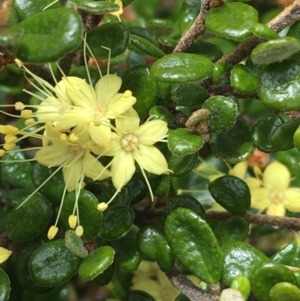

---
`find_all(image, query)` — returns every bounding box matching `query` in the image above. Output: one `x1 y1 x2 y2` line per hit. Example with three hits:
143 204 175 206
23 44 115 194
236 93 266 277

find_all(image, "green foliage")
2 1 300 300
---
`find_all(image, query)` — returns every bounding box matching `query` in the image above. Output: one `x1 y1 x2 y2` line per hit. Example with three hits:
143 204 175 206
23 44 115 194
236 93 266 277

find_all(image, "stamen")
69 133 78 142
140 168 154 202
43 0 59 11
47 225 59 240
101 46 111 75
84 35 102 78
25 118 36 126
97 202 108 211
15 102 25 110
60 133 68 141
75 225 83 237
68 215 78 229
21 109 33 119
3 143 16 151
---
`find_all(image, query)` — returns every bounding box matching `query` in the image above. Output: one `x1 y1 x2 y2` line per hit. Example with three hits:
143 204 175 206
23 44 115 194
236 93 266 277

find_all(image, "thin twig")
166 266 219 301
173 0 212 53
207 211 300 231
217 0 300 65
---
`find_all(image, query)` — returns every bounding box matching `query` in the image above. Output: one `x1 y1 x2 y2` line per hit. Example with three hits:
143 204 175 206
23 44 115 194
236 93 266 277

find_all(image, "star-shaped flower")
250 161 300 216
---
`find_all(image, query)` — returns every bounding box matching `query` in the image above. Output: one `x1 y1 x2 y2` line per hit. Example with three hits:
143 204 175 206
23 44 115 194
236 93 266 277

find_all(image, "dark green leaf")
168 153 198 177
79 246 115 281
65 230 88 259
6 194 52 241
0 268 10 301
165 208 222 284
70 0 119 14
151 53 214 83
209 175 251 215
30 239 82 286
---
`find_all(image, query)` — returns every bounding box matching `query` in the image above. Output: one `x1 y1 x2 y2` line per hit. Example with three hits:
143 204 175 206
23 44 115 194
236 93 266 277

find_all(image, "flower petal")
35 145 70 167
267 203 285 216
83 151 111 180
95 74 122 106
284 188 300 212
63 161 83 192
229 161 247 179
89 123 111 148
263 161 290 191
135 120 168 145
106 93 136 119
63 76 97 109
250 187 270 210
111 151 135 189
133 145 169 175
0 247 12 263
115 107 140 134
245 177 262 190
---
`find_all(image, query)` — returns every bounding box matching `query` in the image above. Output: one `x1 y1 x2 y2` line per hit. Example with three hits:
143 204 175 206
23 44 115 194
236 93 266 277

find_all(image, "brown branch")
166 266 219 301
207 211 300 231
173 0 212 53
0 232 11 248
217 0 300 65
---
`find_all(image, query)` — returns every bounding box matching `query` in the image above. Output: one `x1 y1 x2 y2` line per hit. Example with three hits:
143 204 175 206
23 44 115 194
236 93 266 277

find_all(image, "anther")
75 225 84 237
68 215 78 229
0 150 5 157
3 143 16 151
25 118 35 126
47 225 59 240
60 133 68 141
123 90 132 98
70 133 78 142
5 134 17 143
14 102 25 111
97 202 108 211
21 109 33 119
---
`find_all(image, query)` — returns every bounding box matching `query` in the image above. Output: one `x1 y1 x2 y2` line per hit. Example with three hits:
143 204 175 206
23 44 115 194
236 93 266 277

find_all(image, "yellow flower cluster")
0 57 170 240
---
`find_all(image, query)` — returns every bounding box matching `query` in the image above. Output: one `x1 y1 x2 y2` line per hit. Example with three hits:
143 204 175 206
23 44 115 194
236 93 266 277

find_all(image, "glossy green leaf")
15 239 49 293
126 291 156 301
221 241 270 286
270 282 300 301
272 240 300 268
209 175 251 214
252 115 285 152
210 118 254 163
22 285 72 301
171 83 209 107
6 194 52 241
32 163 65 205
2 150 35 190
258 60 300 111
98 185 132 207
138 226 174 272
121 65 158 117
250 262 298 301
127 178 148 205
203 96 239 132
212 63 232 86
150 174 170 198
129 26 159 46
178 0 201 34
107 229 141 271
251 37 300 65
210 216 249 245
230 64 258 93
86 22 129 59
0 268 10 301
94 263 115 286
151 53 214 83
61 190 102 241
129 34 165 58
146 19 174 36
168 153 198 177
70 0 119 14
165 195 206 219
187 41 223 62
165 208 222 284
79 246 115 281
1 9 83 62
30 239 82 286
206 3 258 41
100 205 134 240
13 0 61 21
251 23 278 40
270 119 300 151
65 230 88 259
149 106 174 123
168 128 203 156
230 275 251 300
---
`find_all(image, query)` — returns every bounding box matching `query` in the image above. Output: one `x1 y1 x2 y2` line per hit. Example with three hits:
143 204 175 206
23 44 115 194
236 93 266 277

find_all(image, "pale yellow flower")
105 108 170 203
0 247 12 264
35 122 111 192
109 0 123 20
251 161 300 216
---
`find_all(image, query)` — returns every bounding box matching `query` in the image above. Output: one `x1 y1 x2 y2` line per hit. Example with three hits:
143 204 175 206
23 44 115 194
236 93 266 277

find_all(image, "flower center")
92 104 106 126
269 190 284 205
121 134 139 152
69 145 84 158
